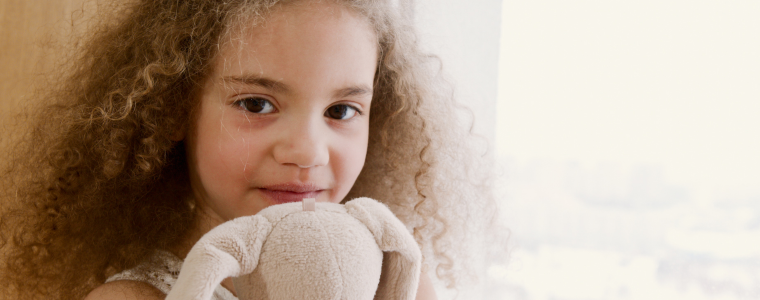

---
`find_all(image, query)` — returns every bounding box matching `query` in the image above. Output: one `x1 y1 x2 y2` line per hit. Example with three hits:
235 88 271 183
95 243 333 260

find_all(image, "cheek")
192 119 266 193
197 135 243 177
332 127 369 196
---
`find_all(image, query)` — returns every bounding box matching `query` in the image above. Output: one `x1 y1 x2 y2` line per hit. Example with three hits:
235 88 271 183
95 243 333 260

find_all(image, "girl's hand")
416 271 438 300
84 280 165 300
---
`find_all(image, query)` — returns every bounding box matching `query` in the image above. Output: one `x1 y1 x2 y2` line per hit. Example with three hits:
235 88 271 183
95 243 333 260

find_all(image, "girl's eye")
325 104 359 120
237 97 275 114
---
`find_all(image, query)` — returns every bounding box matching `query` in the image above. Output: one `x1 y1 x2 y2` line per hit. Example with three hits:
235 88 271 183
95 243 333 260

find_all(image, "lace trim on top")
106 250 237 300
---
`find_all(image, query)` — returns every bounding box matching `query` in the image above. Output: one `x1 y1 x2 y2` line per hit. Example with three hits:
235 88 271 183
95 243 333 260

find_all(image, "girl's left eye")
325 104 359 120
236 97 275 114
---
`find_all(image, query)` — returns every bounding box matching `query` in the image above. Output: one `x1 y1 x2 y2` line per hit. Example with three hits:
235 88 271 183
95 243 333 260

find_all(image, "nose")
272 118 329 168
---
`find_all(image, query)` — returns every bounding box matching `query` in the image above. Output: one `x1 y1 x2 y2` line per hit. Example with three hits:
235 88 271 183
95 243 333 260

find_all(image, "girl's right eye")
236 97 275 114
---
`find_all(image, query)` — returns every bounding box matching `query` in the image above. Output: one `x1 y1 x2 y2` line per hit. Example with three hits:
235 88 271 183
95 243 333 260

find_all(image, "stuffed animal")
165 197 422 300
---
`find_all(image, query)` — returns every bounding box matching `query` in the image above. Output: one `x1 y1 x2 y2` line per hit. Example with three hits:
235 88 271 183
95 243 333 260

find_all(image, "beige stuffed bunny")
165 197 422 300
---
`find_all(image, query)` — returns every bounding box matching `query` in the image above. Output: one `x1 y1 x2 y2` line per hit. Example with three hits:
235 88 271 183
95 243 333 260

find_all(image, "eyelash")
325 104 362 120
235 97 276 114
233 97 363 120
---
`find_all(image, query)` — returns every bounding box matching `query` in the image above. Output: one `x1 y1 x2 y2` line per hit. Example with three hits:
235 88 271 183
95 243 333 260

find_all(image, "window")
492 1 760 299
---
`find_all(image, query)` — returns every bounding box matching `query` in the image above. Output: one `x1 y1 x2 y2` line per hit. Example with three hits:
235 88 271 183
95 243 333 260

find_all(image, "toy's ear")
345 197 422 300
165 215 272 300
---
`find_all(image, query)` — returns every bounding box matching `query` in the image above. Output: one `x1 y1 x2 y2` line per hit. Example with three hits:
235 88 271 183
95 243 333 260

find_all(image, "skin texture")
86 2 436 299
185 1 376 231
85 281 165 300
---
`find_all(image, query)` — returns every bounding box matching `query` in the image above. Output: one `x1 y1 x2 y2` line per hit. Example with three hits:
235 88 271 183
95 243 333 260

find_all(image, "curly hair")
0 0 502 299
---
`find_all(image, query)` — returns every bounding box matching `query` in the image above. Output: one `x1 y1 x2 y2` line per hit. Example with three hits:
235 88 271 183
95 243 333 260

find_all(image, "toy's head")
166 197 422 300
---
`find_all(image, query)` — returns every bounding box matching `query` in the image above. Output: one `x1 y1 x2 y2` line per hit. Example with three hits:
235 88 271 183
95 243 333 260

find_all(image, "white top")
106 250 238 300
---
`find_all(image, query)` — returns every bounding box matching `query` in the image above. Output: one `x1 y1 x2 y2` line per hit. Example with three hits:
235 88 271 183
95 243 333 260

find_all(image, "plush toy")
165 197 422 300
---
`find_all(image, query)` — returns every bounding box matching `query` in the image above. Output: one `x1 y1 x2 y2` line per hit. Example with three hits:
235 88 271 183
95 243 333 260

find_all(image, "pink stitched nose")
302 198 316 211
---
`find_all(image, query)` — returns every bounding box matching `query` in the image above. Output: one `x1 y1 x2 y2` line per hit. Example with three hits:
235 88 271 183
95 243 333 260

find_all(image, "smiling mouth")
258 183 323 205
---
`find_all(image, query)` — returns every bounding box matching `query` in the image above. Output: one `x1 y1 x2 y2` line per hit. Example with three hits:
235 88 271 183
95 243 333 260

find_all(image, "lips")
258 183 323 205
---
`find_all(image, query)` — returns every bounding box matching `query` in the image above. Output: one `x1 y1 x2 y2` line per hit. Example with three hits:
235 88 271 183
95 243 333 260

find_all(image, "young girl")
0 0 501 299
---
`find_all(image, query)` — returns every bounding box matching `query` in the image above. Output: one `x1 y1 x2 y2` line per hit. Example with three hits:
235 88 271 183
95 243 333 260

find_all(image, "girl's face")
185 2 377 225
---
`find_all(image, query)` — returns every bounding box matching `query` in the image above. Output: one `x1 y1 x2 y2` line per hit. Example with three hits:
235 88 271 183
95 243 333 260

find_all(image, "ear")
165 215 272 300
345 197 422 300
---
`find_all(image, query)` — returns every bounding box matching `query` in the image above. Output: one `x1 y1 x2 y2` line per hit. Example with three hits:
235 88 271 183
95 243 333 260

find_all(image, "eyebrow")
222 74 373 99
222 75 290 94
333 85 373 99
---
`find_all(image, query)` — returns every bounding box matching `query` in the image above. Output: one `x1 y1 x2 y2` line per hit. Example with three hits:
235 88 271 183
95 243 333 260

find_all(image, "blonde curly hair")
0 0 503 299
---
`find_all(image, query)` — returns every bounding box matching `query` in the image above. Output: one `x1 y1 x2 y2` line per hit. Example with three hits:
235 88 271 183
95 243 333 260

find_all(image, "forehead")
211 2 378 81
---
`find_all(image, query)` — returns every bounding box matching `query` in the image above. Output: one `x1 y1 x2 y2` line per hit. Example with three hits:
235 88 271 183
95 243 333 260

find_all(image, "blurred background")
3 0 759 299
488 1 760 299
0 0 94 144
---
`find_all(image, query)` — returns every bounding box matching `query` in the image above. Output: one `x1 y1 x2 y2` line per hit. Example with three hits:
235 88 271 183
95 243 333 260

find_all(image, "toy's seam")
314 214 345 298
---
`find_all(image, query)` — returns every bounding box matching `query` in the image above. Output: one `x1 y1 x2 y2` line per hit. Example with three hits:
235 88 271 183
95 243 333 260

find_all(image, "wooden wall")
0 0 89 131
0 0 93 158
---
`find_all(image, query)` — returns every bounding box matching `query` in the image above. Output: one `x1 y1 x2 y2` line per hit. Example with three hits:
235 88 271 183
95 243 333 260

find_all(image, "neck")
169 206 223 259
